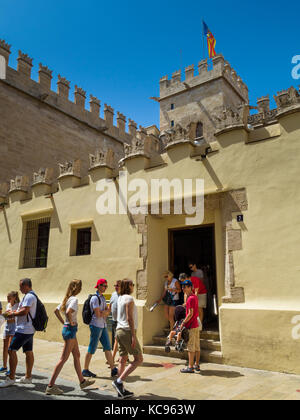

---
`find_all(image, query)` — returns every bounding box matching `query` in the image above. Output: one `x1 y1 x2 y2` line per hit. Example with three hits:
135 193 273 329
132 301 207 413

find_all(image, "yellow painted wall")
1 109 300 373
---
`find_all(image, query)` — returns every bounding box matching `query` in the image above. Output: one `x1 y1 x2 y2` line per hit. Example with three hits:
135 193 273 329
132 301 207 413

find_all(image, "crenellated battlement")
159 54 249 102
0 40 140 145
248 86 300 127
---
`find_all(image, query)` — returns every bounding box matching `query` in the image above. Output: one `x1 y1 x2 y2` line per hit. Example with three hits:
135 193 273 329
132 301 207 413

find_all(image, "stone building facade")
1 39 300 375
0 40 141 184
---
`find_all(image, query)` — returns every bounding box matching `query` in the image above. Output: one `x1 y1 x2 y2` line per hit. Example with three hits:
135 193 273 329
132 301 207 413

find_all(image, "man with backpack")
82 278 118 378
0 278 41 388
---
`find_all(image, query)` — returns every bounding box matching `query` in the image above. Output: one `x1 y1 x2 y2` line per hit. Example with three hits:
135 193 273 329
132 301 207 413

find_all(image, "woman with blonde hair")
156 271 181 331
0 291 20 375
45 279 95 396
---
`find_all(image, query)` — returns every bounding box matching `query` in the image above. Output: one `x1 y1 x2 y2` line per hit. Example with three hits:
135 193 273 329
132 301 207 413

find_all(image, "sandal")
180 367 194 373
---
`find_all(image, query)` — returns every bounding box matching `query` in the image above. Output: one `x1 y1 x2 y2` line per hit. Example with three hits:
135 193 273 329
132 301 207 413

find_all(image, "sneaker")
5 370 10 376
45 385 64 396
0 377 15 388
82 369 96 378
16 377 32 384
165 345 171 353
111 367 118 377
121 389 134 399
0 367 7 373
180 367 194 374
80 379 95 390
112 379 125 398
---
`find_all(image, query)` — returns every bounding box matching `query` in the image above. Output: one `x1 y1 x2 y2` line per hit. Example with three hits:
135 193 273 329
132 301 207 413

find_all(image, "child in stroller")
165 305 189 353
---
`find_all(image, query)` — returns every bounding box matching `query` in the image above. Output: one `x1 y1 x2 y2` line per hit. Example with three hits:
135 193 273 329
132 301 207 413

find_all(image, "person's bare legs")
112 339 118 364
2 337 11 369
199 308 204 324
72 339 85 383
8 350 18 380
164 305 169 327
119 353 143 382
176 331 182 344
84 352 93 371
104 350 114 370
118 355 128 378
49 339 74 387
188 351 195 369
195 351 201 366
169 306 175 331
25 351 34 379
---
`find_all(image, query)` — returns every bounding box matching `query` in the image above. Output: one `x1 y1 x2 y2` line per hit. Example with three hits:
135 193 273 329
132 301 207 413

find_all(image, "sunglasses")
100 284 108 288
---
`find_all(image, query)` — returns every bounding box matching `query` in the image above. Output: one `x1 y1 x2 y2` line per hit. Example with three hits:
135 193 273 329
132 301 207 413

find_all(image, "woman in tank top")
156 271 181 331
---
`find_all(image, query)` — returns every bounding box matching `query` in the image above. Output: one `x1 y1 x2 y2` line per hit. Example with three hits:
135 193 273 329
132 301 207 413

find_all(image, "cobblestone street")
1 339 300 400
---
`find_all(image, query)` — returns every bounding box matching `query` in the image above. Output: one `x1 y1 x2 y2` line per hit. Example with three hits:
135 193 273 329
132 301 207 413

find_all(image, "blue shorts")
9 332 34 353
62 324 78 341
3 322 16 339
88 325 111 354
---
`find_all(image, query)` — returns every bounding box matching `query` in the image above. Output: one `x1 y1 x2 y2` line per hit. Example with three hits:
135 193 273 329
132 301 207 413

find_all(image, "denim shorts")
88 325 111 354
3 322 16 339
62 324 78 341
9 332 34 353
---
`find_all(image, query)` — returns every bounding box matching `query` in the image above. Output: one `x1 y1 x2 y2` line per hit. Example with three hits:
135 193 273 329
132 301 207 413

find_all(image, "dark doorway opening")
169 225 218 329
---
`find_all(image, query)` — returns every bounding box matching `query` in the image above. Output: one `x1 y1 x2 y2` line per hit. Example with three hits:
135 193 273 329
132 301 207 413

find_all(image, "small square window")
76 228 91 256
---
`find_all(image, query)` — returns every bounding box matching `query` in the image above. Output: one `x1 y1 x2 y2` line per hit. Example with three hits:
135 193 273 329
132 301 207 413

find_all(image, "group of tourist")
156 262 208 373
0 277 142 399
0 264 206 398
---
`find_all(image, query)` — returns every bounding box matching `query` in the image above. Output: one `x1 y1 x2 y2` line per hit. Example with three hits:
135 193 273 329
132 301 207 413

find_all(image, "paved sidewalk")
1 339 300 400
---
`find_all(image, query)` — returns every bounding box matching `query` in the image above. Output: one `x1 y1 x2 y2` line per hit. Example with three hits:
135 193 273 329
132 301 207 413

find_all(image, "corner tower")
159 55 249 142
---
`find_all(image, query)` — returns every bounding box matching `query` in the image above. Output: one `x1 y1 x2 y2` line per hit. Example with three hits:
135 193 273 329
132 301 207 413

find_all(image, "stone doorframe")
132 188 248 303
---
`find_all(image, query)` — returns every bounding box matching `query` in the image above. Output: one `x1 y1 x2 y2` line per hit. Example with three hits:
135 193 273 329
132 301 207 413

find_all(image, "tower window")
196 122 204 139
171 120 175 128
170 103 175 110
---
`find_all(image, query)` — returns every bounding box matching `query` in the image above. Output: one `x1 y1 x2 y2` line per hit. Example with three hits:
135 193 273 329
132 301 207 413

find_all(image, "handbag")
163 291 175 306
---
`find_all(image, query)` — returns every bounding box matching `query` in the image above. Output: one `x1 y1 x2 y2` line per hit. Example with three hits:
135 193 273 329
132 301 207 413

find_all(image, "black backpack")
27 291 49 332
82 294 101 325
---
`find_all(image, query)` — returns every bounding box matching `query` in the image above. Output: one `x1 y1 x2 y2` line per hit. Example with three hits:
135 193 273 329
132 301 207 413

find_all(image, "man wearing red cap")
82 279 118 378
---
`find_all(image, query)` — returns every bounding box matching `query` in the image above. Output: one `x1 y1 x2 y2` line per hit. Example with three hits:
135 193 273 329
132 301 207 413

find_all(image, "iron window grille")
23 218 51 268
76 228 91 256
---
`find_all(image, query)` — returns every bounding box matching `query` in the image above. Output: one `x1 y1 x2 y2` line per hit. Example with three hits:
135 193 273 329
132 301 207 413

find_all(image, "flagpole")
202 19 206 61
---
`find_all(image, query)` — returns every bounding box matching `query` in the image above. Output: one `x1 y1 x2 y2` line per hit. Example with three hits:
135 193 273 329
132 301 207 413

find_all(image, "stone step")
163 328 220 341
143 345 224 364
152 336 221 351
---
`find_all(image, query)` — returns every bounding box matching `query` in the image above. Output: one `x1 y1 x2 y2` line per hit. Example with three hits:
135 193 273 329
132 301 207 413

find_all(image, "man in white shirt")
0 278 37 388
82 279 118 378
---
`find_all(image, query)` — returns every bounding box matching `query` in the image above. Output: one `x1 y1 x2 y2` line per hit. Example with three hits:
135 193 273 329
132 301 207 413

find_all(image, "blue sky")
0 0 299 128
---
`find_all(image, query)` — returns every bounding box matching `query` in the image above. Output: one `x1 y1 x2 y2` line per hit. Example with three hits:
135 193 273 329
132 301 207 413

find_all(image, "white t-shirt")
6 303 19 312
57 296 78 325
15 292 37 335
6 303 19 323
117 295 138 331
90 293 107 328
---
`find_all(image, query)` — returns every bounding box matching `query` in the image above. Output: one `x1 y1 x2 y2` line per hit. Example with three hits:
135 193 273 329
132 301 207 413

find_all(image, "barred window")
23 218 51 268
76 228 91 256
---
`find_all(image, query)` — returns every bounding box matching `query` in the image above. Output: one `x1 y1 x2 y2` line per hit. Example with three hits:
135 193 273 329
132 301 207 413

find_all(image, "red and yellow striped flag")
203 21 217 58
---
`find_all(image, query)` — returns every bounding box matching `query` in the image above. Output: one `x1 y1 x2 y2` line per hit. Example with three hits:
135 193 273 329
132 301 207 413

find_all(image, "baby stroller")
165 305 189 353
